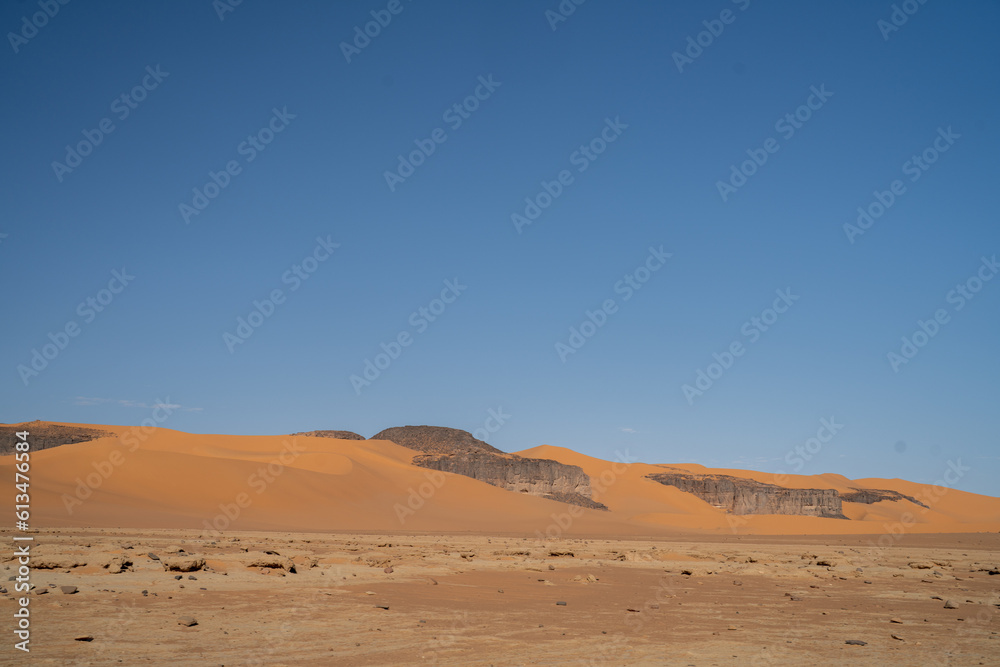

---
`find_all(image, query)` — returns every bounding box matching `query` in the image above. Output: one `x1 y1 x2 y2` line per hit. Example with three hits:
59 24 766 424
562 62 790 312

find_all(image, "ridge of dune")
3 422 998 535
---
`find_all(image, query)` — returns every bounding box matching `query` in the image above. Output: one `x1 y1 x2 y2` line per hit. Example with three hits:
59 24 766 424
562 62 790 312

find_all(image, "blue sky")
2 1 998 496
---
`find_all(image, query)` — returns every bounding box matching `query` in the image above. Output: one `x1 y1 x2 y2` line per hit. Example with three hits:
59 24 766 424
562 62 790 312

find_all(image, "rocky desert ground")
3 528 998 666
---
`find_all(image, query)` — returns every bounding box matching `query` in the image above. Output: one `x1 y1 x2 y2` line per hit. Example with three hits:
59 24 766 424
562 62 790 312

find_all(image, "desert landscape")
2 422 999 665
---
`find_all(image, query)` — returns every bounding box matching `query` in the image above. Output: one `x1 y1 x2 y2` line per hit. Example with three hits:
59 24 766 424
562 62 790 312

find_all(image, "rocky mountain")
0 422 113 455
374 425 607 510
292 430 366 441
646 471 847 519
370 425 503 455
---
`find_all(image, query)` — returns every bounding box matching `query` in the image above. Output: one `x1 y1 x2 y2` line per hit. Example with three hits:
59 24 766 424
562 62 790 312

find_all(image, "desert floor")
2 529 998 666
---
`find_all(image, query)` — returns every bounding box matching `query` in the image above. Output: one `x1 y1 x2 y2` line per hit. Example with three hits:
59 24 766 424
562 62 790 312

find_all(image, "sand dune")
4 422 999 536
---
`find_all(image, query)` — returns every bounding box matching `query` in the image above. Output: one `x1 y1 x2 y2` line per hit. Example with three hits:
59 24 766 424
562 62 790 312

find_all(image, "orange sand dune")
3 423 999 536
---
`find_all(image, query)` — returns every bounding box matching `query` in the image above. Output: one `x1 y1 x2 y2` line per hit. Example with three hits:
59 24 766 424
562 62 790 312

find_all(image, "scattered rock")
163 557 205 573
728 625 738 631
33 558 86 570
586 574 598 583
890 617 903 624
148 553 160 561
891 633 904 641
845 640 867 646
383 567 393 574
816 559 836 567
556 601 568 606
548 564 556 571
732 579 743 586
174 575 183 580
177 616 198 627
104 556 133 574
74 635 94 642
244 555 295 573
59 586 78 595
944 600 959 609
909 561 934 569
375 605 389 610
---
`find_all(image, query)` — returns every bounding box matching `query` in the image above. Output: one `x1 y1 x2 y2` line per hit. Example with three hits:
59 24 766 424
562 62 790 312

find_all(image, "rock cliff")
292 430 365 441
0 422 114 455
841 487 928 508
375 426 607 510
646 471 846 519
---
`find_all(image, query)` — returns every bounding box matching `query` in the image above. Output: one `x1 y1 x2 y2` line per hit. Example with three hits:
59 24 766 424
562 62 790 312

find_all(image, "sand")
2 422 999 664
4 422 999 536
2 528 998 665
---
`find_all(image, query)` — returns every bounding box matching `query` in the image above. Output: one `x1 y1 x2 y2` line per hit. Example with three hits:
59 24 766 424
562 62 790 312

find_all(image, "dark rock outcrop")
377 426 607 511
646 471 846 519
292 430 365 441
840 488 928 508
0 422 114 455
371 425 502 455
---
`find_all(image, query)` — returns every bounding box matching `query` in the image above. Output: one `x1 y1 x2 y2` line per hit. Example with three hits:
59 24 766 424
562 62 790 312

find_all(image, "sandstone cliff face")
646 471 846 519
0 422 114 455
841 487 928 508
377 426 608 510
414 452 591 495
292 430 365 441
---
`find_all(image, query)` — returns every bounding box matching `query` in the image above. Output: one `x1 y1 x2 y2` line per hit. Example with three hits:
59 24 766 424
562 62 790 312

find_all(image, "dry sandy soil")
3 529 998 666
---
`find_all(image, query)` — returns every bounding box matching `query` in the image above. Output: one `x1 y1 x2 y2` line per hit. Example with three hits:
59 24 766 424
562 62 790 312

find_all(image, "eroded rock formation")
0 422 114 455
292 430 365 441
371 425 502 455
841 487 928 508
646 471 846 519
376 426 608 511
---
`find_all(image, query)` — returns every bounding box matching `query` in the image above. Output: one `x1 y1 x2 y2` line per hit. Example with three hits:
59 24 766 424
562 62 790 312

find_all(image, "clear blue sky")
2 1 998 496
